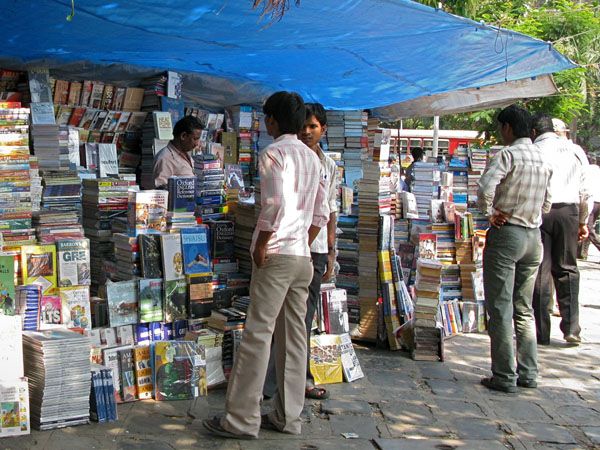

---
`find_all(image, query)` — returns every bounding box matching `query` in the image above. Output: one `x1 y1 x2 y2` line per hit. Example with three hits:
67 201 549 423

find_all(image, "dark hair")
411 147 425 161
305 103 327 126
173 116 203 138
531 113 554 135
497 105 532 138
263 91 306 135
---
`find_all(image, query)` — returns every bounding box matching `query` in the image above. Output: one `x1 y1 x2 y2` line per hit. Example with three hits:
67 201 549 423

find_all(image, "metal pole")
432 115 440 158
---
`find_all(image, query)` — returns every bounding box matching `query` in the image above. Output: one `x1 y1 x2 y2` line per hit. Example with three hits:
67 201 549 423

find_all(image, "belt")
551 202 577 208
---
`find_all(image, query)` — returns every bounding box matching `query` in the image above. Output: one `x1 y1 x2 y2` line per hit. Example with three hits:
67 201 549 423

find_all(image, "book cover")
167 177 196 213
139 234 163 279
89 82 105 108
80 80 93 106
154 341 206 401
132 346 153 399
127 190 168 236
181 227 211 275
59 286 91 330
30 102 56 125
418 234 437 260
20 245 57 295
106 280 138 327
209 221 235 259
160 97 184 124
0 315 24 381
101 85 114 110
339 333 364 382
152 111 174 140
138 278 163 323
56 238 91 287
98 143 119 178
38 295 62 329
325 289 349 335
443 202 456 223
53 79 70 105
118 348 137 402
28 69 52 103
0 255 16 315
0 377 30 437
160 233 184 281
164 279 188 322
430 199 445 223
116 325 135 346
102 346 131 403
112 87 126 111
122 87 144 112
67 81 82 106
471 269 485 301
309 334 343 385
188 273 213 319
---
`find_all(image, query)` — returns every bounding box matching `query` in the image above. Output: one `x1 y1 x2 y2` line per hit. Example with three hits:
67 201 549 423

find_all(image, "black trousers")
532 203 581 343
581 202 600 257
263 252 329 397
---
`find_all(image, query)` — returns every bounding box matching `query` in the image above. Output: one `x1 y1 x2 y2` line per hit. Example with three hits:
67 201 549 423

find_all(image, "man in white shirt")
531 114 590 346
203 92 328 440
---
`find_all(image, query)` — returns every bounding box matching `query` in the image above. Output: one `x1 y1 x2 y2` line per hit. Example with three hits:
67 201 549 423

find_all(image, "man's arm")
308 166 330 246
477 150 510 217
252 230 274 268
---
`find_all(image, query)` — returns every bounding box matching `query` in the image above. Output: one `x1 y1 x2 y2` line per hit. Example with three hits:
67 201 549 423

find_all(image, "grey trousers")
483 225 542 387
221 255 313 437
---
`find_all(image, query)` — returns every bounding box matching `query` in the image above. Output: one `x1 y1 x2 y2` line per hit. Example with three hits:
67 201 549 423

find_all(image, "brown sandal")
305 386 329 399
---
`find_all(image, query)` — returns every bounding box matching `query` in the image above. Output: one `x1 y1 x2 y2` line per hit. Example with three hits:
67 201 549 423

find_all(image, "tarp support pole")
432 115 440 158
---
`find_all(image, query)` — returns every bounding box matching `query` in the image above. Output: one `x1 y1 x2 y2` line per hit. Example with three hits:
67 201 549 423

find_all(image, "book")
127 190 168 236
167 177 196 213
153 111 174 140
339 333 364 382
164 279 188 322
139 234 162 279
0 315 24 381
0 377 30 437
30 102 56 125
89 82 105 108
21 245 57 295
59 286 91 330
106 280 138 327
117 348 137 402
132 346 153 400
181 227 211 275
160 233 184 281
309 334 343 385
98 143 119 178
56 238 91 287
188 273 213 319
209 221 235 259
102 346 131 403
154 341 206 401
418 233 437 260
0 255 16 315
138 278 163 323
38 295 62 329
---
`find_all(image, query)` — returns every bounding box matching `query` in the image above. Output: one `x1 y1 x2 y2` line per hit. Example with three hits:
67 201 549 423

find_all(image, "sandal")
260 414 282 432
203 416 256 440
305 386 329 399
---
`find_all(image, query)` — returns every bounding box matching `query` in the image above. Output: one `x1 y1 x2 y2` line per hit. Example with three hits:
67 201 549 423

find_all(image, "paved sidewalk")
4 252 600 450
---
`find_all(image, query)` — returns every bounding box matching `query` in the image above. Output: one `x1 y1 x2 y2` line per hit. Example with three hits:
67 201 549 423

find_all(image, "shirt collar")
273 134 299 143
534 132 557 143
512 137 533 146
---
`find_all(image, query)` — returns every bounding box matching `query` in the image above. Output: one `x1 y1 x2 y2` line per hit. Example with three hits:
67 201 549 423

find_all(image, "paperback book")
106 280 138 327
38 295 62 330
309 334 343 385
181 226 211 275
132 346 153 399
154 341 207 401
139 234 162 279
160 233 184 281
118 348 137 402
56 238 91 287
138 278 163 323
164 279 188 322
21 245 57 295
0 254 16 315
59 286 91 330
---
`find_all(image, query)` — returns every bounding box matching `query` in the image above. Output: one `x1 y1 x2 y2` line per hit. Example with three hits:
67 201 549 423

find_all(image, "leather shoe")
564 334 581 345
517 379 537 388
481 377 517 393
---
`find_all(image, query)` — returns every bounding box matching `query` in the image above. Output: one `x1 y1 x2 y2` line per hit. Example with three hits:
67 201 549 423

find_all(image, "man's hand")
253 244 268 268
489 209 510 228
578 224 589 241
322 252 336 282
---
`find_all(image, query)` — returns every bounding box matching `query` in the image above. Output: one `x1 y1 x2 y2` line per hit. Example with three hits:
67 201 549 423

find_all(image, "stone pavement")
4 251 600 450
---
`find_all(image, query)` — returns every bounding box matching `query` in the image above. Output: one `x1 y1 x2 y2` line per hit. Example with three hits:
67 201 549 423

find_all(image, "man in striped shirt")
203 91 329 439
477 105 552 393
531 114 590 346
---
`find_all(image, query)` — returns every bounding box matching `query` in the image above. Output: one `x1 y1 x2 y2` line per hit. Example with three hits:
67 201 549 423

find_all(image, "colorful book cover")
133 346 153 400
154 341 206 401
20 245 57 295
418 233 437 260
38 296 62 330
339 333 364 382
106 280 138 327
309 334 343 385
181 227 211 275
118 348 137 402
160 233 184 281
138 278 163 323
102 345 131 403
164 279 188 323
59 286 91 330
152 111 174 140
0 255 16 315
188 273 213 319
167 177 196 213
127 190 168 236
0 377 30 437
56 238 91 287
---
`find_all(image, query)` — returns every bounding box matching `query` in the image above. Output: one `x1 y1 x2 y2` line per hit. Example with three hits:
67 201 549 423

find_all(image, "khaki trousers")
222 254 313 437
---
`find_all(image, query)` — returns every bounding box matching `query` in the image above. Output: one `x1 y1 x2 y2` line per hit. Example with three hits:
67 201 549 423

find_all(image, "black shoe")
480 377 517 393
564 334 581 345
203 417 256 440
517 379 538 388
537 339 550 346
260 414 281 432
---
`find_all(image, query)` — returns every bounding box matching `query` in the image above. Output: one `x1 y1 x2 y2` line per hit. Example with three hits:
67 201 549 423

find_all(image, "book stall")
0 68 367 436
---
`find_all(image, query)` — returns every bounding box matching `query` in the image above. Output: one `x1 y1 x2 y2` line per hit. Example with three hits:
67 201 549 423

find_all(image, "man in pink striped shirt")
204 91 329 439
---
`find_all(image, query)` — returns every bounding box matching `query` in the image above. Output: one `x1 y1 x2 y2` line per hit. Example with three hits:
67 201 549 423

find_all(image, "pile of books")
467 171 482 206
111 233 140 281
15 285 42 331
166 176 197 229
0 103 36 251
336 215 359 324
431 222 455 262
412 162 440 219
469 147 488 171
233 202 256 275
89 364 118 422
450 169 468 206
412 259 443 361
228 105 255 185
193 154 226 222
140 111 172 189
30 102 70 171
23 330 91 430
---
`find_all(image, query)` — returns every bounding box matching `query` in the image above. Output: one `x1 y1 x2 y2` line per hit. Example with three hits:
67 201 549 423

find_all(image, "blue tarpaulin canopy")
0 0 576 116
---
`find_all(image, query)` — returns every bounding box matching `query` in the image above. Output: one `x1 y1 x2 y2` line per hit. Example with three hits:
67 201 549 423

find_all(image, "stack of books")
467 171 482 207
343 110 368 172
325 111 345 156
232 202 255 275
193 154 226 222
412 259 443 361
412 162 440 218
111 233 140 281
166 176 197 230
0 103 35 251
140 111 172 189
431 222 455 263
449 144 469 169
29 156 42 211
228 105 255 185
469 147 488 171
15 285 42 331
23 329 91 430
440 263 461 303
450 169 468 206
30 102 69 171
336 215 359 324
